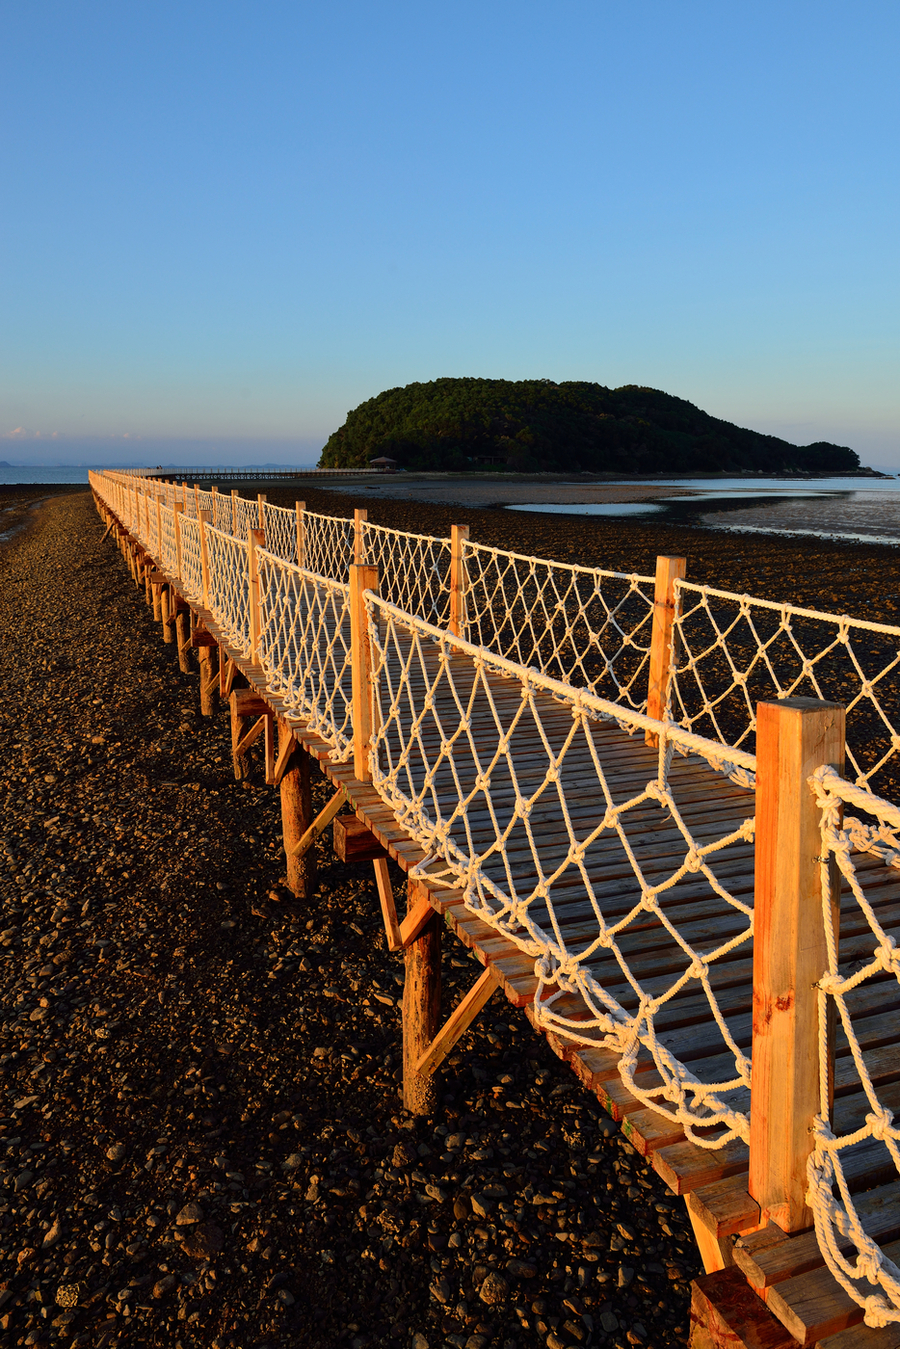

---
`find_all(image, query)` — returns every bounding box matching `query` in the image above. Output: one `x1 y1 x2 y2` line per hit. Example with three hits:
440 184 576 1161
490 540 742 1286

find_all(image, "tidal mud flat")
0 486 895 1349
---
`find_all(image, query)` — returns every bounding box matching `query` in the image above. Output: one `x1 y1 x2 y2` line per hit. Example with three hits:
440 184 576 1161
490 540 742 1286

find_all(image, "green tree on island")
318 378 861 475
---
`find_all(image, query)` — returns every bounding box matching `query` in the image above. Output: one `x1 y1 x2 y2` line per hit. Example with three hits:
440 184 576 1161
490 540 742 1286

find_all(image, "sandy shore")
1 491 704 1349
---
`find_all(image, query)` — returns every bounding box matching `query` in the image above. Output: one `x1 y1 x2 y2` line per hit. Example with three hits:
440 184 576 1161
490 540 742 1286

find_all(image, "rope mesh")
257 549 354 760
464 541 655 711
366 593 756 1145
304 510 355 580
262 501 299 563
671 582 900 795
809 767 900 1327
361 520 452 628
206 525 251 655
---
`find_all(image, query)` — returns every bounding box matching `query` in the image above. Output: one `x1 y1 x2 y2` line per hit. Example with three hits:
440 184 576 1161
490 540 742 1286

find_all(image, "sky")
1 1 898 468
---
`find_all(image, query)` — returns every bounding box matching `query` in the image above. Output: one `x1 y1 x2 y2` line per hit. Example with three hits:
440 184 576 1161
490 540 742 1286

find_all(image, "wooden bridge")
90 471 900 1349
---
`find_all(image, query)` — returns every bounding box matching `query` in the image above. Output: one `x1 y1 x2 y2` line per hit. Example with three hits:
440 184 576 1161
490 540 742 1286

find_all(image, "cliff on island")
318 378 862 475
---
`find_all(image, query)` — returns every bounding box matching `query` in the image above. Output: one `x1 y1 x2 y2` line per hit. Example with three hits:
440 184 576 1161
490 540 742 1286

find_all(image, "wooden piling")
197 636 218 717
230 688 268 780
748 696 845 1233
402 878 442 1116
449 524 469 639
175 606 191 674
646 555 687 747
277 720 316 898
350 563 379 782
161 585 175 644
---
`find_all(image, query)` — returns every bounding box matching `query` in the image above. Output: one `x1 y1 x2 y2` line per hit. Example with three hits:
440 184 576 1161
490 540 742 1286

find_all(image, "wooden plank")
415 964 500 1076
689 1175 760 1239
689 1268 798 1349
734 1182 900 1289
765 1238 900 1347
653 1137 750 1196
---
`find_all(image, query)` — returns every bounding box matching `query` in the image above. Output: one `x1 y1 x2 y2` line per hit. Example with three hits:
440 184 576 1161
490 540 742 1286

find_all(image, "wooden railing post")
248 527 265 664
354 508 367 565
295 500 305 568
350 562 379 781
231 489 238 536
257 493 266 530
449 524 469 639
194 484 201 519
749 696 845 1233
646 554 687 747
198 509 212 610
156 495 163 557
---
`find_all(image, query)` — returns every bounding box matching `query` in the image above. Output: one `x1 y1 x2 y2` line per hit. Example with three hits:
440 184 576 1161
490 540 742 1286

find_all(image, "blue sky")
2 1 898 467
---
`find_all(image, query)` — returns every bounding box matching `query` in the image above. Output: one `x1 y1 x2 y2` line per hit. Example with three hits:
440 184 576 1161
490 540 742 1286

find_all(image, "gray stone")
618 1265 635 1287
106 1142 127 1163
180 1221 224 1260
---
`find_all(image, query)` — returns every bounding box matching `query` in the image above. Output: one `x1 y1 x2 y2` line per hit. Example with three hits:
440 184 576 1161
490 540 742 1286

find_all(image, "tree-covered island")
318 378 862 475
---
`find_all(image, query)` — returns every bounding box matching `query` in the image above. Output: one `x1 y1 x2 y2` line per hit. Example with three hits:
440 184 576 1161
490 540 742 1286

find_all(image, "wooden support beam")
175 607 191 674
687 1195 737 1273
373 857 401 951
264 708 275 784
230 688 268 780
161 585 175 644
749 697 845 1234
415 963 500 1077
278 721 315 897
350 562 379 782
333 814 388 863
100 520 114 542
198 642 218 717
289 787 345 859
449 524 470 638
403 878 442 1116
646 554 687 747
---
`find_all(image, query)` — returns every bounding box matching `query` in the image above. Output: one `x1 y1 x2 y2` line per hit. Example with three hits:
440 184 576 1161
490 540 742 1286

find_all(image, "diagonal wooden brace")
415 964 500 1077
220 656 237 698
234 713 268 759
399 892 435 948
289 787 345 859
271 727 297 787
373 857 401 951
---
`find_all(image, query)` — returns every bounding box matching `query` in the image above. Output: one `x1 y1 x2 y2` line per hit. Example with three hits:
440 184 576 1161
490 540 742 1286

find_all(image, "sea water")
509 476 900 545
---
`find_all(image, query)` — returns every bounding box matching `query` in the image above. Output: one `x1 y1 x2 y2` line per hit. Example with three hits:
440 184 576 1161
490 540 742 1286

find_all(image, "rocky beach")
1 485 897 1349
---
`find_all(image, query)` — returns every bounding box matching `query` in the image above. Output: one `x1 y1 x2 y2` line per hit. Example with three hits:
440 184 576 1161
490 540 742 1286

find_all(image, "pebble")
175 1201 205 1225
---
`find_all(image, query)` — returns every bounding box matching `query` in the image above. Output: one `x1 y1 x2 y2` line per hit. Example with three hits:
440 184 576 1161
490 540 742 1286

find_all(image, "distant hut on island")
369 455 398 473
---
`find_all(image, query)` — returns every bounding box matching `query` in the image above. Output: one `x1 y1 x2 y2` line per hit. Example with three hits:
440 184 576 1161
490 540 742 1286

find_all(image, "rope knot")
865 1107 895 1142
817 971 844 996
685 849 703 873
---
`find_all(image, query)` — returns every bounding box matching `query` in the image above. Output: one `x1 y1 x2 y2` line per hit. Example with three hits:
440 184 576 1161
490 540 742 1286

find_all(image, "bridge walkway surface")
90 470 900 1349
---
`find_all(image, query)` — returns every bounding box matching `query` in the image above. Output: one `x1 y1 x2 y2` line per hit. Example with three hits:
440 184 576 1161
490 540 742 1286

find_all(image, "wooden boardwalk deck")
93 482 900 1349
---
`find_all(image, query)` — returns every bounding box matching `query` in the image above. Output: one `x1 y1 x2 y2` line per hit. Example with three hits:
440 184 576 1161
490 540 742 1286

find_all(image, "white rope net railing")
205 525 251 656
159 504 178 576
671 582 900 795
257 549 354 761
463 541 656 712
178 515 204 606
361 520 452 628
212 493 234 536
808 766 900 1327
262 501 299 564
303 510 355 581
365 592 757 1146
233 494 260 542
